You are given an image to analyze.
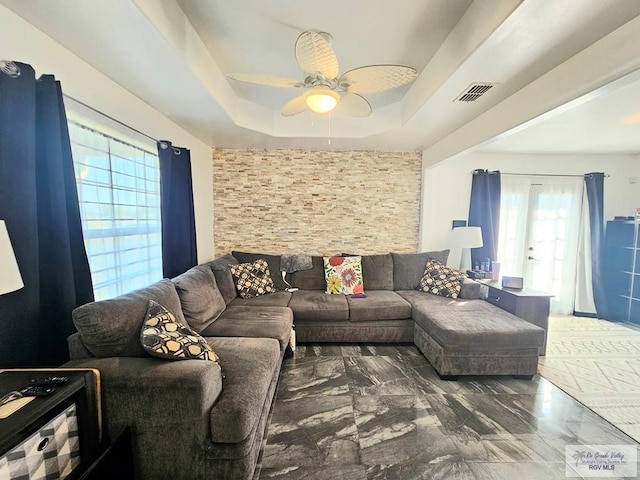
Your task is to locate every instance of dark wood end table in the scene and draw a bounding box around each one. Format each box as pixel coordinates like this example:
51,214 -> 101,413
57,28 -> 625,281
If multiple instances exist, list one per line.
480,281 -> 553,355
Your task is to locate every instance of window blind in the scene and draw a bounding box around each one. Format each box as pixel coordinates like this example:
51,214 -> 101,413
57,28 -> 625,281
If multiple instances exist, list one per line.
69,121 -> 162,300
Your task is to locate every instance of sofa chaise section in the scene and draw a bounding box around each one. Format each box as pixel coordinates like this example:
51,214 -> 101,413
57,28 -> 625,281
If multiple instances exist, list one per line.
398,290 -> 544,378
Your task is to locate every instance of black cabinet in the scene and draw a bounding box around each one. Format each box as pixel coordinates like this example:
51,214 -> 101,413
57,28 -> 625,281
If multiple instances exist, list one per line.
0,370 -> 101,479
482,281 -> 552,355
604,220 -> 640,324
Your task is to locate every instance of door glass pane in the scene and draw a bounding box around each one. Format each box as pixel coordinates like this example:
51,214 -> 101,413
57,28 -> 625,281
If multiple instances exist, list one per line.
497,176 -> 583,315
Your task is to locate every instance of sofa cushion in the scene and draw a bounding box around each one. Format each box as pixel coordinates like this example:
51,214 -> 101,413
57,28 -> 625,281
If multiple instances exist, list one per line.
72,279 -> 186,358
342,253 -> 394,290
207,337 -> 281,444
398,290 -> 544,351
418,260 -> 466,299
230,259 -> 277,298
205,254 -> 238,305
229,290 -> 292,307
288,290 -> 350,322
391,250 -> 450,290
324,256 -> 364,295
201,305 -> 293,351
232,251 -> 289,290
362,254 -> 394,290
347,290 -> 412,322
173,265 -> 226,332
287,255 -> 325,290
141,300 -> 219,363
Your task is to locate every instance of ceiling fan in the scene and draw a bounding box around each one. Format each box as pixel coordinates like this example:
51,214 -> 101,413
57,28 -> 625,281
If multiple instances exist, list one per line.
227,31 -> 418,117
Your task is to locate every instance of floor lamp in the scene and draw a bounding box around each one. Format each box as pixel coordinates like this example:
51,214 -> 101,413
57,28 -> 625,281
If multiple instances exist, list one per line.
452,226 -> 483,271
0,220 -> 24,295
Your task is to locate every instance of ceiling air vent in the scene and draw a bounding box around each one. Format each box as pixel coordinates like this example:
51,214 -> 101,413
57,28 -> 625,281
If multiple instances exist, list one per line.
455,83 -> 495,102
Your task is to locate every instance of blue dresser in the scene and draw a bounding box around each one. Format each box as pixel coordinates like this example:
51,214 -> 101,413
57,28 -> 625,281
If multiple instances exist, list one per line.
604,220 -> 640,324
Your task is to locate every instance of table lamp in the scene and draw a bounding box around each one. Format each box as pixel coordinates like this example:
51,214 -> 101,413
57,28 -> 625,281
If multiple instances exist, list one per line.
452,226 -> 483,270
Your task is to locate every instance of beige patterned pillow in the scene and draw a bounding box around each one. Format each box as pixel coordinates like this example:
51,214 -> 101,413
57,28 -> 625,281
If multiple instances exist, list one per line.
418,260 -> 466,299
229,258 -> 277,298
140,300 -> 219,363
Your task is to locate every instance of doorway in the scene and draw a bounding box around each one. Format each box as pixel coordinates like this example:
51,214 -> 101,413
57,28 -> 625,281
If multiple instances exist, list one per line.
497,175 -> 583,314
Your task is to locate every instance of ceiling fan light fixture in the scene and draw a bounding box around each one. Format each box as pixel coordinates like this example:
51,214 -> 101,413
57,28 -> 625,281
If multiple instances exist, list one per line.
303,89 -> 340,113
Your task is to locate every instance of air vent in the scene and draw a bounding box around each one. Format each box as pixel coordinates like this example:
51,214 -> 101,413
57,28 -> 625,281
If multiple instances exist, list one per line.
455,83 -> 495,102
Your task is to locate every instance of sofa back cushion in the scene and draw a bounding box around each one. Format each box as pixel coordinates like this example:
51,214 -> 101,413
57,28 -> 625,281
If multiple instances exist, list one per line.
342,253 -> 394,290
287,255 -> 326,290
72,279 -> 186,358
391,250 -> 450,291
173,265 -> 226,332
232,251 -> 289,290
205,254 -> 238,305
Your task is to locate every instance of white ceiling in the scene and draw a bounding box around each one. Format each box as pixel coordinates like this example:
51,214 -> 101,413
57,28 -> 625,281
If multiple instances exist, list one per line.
3,0 -> 640,156
176,0 -> 472,111
478,70 -> 640,155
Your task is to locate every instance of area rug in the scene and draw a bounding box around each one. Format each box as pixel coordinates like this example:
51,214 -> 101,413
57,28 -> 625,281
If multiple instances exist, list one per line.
538,315 -> 640,442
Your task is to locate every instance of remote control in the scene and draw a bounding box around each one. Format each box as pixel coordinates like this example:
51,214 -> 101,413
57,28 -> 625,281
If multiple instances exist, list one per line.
29,376 -> 69,386
20,386 -> 56,397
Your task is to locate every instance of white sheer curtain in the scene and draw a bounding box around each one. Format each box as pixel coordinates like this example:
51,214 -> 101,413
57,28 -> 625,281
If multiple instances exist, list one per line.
497,176 -> 583,315
574,190 -> 597,315
497,177 -> 530,277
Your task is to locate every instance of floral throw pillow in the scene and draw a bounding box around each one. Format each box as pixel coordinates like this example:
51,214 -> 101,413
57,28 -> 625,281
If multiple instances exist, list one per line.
229,258 -> 277,298
324,256 -> 364,295
418,260 -> 466,299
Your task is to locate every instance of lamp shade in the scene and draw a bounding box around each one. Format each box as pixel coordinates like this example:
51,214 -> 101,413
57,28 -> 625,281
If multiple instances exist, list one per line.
0,220 -> 23,295
303,88 -> 340,113
452,226 -> 483,249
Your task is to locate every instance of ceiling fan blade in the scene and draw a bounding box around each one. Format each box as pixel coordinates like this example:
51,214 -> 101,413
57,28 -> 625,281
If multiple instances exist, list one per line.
281,96 -> 309,116
227,73 -> 303,88
339,65 -> 418,94
295,31 -> 339,79
335,93 -> 371,117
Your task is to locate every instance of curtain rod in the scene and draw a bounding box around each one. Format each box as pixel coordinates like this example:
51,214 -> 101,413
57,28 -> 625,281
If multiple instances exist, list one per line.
501,172 -> 610,178
2,60 -> 161,146
63,94 -> 159,144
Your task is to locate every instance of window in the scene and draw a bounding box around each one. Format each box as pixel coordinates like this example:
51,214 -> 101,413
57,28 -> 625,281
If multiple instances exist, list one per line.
69,121 -> 162,300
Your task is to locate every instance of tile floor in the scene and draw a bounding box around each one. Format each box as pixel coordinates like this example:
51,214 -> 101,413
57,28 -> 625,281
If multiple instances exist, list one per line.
255,344 -> 640,479
539,316 -> 640,442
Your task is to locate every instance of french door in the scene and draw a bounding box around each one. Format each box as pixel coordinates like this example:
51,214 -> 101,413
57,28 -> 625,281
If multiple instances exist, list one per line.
497,176 -> 583,314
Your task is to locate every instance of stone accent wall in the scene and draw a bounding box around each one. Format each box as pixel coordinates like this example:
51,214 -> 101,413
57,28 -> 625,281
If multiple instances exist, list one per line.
213,149 -> 422,256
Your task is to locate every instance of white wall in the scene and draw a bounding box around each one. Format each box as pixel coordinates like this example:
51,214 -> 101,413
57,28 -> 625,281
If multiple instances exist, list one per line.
420,151 -> 640,256
0,4 -> 215,261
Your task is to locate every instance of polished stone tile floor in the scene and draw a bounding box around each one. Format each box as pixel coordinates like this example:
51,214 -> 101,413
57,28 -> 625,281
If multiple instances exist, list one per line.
539,316 -> 640,442
255,344 -> 640,480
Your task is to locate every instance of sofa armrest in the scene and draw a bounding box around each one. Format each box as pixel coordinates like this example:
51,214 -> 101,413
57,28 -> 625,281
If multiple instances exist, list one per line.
459,278 -> 481,299
63,357 -> 223,445
67,332 -> 94,360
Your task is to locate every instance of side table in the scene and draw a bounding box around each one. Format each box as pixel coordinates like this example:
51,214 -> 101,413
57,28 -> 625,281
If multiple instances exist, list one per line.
480,281 -> 553,355
0,369 -> 101,479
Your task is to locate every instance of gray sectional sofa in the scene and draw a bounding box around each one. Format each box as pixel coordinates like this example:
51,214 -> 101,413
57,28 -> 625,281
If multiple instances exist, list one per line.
63,249 -> 545,480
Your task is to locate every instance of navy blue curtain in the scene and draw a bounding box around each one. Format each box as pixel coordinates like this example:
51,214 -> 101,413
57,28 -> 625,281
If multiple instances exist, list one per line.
0,61 -> 94,367
584,172 -> 606,317
158,141 -> 197,278
468,169 -> 501,269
